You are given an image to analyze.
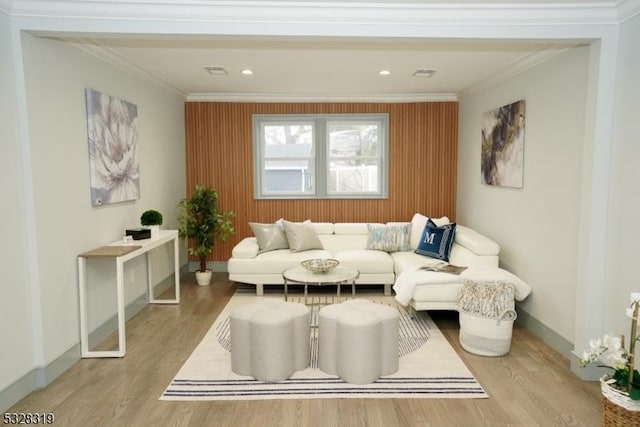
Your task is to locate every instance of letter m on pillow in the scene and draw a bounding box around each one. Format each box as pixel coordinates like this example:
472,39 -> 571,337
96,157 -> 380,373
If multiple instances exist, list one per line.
423,232 -> 436,245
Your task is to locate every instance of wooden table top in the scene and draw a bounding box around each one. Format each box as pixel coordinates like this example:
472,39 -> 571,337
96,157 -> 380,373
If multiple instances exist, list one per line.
78,245 -> 142,258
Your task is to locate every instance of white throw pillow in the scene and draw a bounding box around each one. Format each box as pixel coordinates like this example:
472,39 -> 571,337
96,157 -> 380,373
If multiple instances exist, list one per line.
282,220 -> 324,252
249,222 -> 289,253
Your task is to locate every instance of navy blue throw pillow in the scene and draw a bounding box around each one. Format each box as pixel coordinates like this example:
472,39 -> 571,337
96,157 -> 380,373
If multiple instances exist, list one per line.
415,219 -> 457,262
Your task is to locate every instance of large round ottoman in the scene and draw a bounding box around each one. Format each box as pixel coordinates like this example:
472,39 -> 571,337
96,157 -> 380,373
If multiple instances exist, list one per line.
230,299 -> 310,382
318,299 -> 399,384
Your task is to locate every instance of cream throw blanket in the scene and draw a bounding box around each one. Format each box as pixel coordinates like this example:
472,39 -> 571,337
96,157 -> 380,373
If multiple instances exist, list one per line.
393,265 -> 532,306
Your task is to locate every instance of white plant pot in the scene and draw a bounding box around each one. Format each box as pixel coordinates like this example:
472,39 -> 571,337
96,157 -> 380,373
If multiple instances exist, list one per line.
147,225 -> 160,238
195,270 -> 213,286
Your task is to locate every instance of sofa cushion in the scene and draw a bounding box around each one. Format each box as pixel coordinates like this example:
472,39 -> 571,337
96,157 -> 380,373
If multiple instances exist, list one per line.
232,249 -> 333,274
320,235 -> 368,253
334,223 -> 372,235
283,220 -> 324,252
366,223 -> 411,252
455,225 -> 500,256
312,222 -> 335,235
415,219 -> 457,262
334,249 -> 394,274
390,251 -> 445,275
249,222 -> 289,253
410,213 -> 450,249
231,237 -> 260,259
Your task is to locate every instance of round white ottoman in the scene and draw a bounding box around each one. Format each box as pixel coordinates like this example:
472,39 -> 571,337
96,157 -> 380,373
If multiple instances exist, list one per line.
318,299 -> 400,383
230,299 -> 282,376
250,309 -> 294,382
278,302 -> 311,371
318,303 -> 351,375
337,309 -> 382,384
355,302 -> 399,375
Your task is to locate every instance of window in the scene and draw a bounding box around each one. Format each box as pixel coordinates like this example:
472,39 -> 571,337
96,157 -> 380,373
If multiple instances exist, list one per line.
253,114 -> 388,199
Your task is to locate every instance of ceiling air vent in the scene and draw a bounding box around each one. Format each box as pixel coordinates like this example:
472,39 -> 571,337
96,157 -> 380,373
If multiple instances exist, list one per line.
412,69 -> 436,78
204,66 -> 228,76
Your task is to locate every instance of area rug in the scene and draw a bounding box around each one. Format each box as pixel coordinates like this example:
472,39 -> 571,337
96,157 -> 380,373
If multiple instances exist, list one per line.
160,293 -> 488,400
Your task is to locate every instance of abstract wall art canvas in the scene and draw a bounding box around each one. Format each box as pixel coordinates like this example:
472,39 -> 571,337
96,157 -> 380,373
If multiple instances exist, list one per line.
481,100 -> 525,188
85,88 -> 139,206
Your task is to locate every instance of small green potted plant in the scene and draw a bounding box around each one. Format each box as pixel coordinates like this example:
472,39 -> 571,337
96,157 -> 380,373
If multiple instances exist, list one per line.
177,185 -> 235,286
140,209 -> 163,237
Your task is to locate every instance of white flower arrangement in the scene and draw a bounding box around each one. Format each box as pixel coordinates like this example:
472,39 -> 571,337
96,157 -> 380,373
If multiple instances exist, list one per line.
579,293 -> 640,400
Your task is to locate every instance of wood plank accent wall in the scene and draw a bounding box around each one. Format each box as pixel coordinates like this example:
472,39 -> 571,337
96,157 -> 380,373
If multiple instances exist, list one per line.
185,102 -> 458,261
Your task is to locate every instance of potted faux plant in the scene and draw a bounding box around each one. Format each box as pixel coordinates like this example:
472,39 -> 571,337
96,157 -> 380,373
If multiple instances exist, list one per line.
177,185 -> 235,286
140,209 -> 163,237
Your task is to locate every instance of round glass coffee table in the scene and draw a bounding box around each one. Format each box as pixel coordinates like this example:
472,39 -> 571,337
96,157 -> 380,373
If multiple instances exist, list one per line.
283,265 -> 360,305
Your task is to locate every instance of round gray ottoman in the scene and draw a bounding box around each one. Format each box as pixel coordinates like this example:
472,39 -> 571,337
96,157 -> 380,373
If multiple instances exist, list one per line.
230,299 -> 311,382
230,299 -> 282,376
337,309 -> 382,384
250,309 -> 294,382
318,303 -> 351,375
318,299 -> 400,384
279,302 -> 311,371
352,302 -> 399,375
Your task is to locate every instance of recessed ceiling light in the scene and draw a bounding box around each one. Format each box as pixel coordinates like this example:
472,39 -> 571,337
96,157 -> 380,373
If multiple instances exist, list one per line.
241,69 -> 254,75
379,70 -> 391,76
412,69 -> 436,78
203,66 -> 228,76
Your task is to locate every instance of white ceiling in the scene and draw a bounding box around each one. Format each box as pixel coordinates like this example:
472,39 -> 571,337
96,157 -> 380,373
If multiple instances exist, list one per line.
9,0 -> 635,101
66,36 -> 579,101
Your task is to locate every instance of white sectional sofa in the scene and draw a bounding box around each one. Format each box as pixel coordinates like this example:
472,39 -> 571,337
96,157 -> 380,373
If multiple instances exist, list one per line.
228,214 -> 502,311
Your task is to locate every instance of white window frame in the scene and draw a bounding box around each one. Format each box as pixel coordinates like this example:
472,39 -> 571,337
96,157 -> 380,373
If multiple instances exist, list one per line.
253,113 -> 388,199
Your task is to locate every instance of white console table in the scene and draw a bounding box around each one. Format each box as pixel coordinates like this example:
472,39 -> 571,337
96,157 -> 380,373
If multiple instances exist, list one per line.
77,229 -> 180,358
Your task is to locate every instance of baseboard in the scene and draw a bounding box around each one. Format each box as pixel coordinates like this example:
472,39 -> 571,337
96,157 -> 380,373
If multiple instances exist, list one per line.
515,307 -> 574,359
569,350 -> 610,380
502,307 -> 606,382
0,273 -> 183,412
0,370 -> 38,413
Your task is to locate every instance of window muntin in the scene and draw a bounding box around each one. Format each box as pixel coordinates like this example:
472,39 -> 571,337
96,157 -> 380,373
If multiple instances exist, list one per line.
254,114 -> 387,199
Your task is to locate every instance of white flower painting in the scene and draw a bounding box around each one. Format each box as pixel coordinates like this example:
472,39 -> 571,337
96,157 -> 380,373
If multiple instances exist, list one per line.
481,100 -> 525,188
85,89 -> 139,206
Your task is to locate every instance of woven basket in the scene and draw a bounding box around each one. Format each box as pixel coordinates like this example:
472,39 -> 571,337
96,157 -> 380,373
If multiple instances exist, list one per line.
601,378 -> 640,427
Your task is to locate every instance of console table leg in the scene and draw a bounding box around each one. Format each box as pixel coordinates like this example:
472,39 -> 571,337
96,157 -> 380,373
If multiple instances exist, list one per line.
173,236 -> 180,303
78,257 -> 89,357
116,259 -> 126,357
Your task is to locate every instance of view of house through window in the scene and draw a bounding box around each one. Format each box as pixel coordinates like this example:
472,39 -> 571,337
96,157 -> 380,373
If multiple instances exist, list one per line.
254,114 -> 388,199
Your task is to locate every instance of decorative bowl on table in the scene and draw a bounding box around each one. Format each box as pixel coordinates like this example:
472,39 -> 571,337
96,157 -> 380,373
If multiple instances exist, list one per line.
301,258 -> 340,274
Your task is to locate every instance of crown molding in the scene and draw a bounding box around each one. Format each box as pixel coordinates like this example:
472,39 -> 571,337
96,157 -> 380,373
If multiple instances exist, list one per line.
5,1 -> 629,27
186,92 -> 458,103
66,38 -> 187,99
459,44 -> 574,98
618,0 -> 640,22
0,0 -> 12,14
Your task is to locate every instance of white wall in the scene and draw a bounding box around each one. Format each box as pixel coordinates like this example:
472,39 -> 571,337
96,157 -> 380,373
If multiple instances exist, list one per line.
20,32 -> 186,363
457,46 -> 590,342
0,11 -> 38,401
0,30 -> 186,408
606,15 -> 640,341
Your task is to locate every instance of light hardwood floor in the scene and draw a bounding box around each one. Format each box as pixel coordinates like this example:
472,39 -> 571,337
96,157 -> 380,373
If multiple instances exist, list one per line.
9,274 -> 602,426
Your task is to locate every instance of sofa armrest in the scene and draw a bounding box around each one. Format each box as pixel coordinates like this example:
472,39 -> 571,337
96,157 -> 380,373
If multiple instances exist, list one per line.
231,237 -> 259,259
455,225 -> 500,256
